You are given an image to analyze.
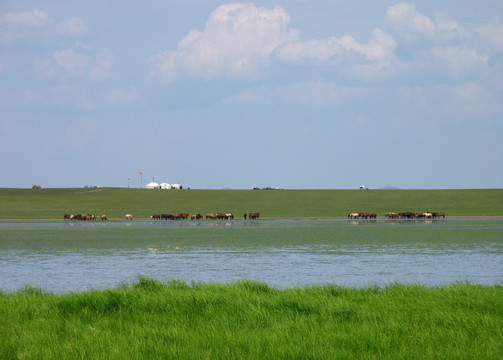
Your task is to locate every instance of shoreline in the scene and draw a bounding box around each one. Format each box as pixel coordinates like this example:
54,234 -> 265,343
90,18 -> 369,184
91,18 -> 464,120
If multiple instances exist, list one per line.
1,215 -> 502,222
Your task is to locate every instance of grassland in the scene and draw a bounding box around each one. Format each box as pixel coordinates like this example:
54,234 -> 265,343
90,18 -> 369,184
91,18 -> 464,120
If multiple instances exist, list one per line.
1,278 -> 502,359
0,187 -> 502,219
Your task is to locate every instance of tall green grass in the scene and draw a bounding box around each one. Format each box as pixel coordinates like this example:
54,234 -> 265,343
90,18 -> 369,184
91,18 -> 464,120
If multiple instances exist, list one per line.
1,279 -> 502,359
0,188 -> 502,219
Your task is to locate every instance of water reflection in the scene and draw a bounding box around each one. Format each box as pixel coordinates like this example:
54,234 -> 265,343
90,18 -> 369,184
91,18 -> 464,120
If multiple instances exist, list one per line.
0,218 -> 502,292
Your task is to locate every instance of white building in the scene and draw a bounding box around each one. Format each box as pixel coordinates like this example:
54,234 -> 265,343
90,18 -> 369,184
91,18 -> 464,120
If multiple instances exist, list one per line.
145,182 -> 160,189
160,183 -> 171,189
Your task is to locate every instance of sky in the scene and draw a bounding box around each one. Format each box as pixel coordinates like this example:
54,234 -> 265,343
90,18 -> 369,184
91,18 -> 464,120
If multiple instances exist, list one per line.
1,1 -> 502,189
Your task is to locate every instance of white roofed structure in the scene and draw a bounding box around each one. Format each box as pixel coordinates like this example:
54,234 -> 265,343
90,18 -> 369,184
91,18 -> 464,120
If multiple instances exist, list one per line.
145,182 -> 160,189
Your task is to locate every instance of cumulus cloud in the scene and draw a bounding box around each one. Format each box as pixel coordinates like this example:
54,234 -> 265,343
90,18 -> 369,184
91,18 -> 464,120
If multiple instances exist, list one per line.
151,3 -> 398,82
274,28 -> 396,66
149,2 -> 500,86
386,2 -> 464,43
0,8 -> 85,44
150,3 -> 296,81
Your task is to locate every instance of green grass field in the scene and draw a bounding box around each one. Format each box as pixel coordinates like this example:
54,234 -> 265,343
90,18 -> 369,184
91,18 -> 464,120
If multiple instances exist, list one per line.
0,187 -> 502,219
1,279 -> 502,359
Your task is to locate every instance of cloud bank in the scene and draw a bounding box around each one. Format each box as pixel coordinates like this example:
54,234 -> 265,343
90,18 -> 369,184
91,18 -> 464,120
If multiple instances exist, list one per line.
150,2 -> 499,85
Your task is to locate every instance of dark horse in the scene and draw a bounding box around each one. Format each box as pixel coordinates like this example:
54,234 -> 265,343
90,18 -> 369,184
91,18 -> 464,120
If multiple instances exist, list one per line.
249,212 -> 260,220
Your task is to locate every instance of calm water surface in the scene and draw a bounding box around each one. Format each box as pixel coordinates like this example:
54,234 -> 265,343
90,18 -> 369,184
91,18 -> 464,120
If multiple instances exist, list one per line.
1,218 -> 502,292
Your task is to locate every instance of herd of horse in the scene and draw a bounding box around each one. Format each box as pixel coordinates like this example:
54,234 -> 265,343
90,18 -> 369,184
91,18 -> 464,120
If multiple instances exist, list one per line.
63,212 -> 260,221
151,212 -> 261,220
63,214 -> 108,221
64,211 -> 444,221
348,212 -> 445,219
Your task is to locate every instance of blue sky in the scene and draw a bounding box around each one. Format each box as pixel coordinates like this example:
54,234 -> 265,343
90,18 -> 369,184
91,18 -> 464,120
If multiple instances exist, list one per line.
1,1 -> 502,189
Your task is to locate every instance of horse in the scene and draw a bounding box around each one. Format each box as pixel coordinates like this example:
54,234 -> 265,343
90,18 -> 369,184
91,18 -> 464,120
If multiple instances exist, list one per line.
206,213 -> 217,219
191,214 -> 203,220
249,212 -> 260,220
63,214 -> 71,220
225,213 -> 234,220
358,212 -> 371,219
348,213 -> 359,219
174,213 -> 188,220
151,214 -> 161,220
386,212 -> 399,218
125,214 -> 133,221
433,212 -> 445,219
100,215 -> 108,221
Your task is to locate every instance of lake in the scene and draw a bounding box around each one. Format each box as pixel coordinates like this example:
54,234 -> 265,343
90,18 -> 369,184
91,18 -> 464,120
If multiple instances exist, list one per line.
1,218 -> 502,292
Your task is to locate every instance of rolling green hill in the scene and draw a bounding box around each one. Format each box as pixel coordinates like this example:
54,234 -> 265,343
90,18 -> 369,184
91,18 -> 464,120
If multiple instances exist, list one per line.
0,188 -> 501,219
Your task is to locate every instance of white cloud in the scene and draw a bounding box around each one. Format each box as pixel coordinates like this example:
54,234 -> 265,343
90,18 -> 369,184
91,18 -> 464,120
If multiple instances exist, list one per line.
57,16 -> 86,37
0,8 -> 49,28
39,42 -> 113,81
274,27 -> 397,80
0,8 -> 85,44
106,86 -> 139,105
430,46 -> 488,75
151,3 -> 397,82
478,21 -> 503,53
150,3 -> 296,81
149,2 -> 498,86
386,2 -> 463,42
54,48 -> 89,73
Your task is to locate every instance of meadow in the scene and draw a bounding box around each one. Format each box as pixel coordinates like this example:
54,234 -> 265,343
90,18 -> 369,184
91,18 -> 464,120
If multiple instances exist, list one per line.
1,278 -> 502,359
0,187 -> 502,219
2,187 -> 502,359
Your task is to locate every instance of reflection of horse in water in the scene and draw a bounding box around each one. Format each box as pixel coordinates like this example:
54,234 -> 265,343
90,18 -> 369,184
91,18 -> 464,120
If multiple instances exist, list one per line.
349,219 -> 377,225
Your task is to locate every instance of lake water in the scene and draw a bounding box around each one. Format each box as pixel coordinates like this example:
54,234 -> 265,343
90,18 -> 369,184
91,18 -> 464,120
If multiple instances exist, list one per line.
1,218 -> 502,292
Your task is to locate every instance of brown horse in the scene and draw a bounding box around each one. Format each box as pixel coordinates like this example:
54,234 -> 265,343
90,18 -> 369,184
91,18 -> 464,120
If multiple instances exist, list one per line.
174,213 -> 189,220
249,212 -> 260,220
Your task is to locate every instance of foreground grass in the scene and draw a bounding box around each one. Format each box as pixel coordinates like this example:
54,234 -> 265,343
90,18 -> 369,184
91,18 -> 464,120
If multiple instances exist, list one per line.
1,187 -> 502,219
1,279 -> 502,359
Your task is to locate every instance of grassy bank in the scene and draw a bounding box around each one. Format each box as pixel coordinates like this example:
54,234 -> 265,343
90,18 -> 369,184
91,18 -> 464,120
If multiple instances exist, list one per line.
1,279 -> 502,359
0,188 -> 502,219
